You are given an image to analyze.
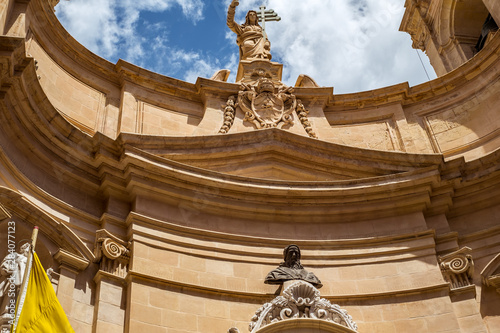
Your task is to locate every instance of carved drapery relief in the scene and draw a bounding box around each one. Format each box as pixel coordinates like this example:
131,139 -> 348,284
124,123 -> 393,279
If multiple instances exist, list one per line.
239,78 -> 296,129
439,247 -> 474,291
94,231 -> 130,278
249,280 -> 357,332
481,253 -> 500,294
218,96 -> 237,134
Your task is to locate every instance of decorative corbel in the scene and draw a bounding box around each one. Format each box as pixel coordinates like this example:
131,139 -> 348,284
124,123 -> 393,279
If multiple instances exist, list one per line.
438,247 -> 474,292
94,230 -> 130,279
481,253 -> 500,294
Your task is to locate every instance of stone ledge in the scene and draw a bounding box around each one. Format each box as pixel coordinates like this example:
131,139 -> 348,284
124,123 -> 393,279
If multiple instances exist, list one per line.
126,269 -> 451,302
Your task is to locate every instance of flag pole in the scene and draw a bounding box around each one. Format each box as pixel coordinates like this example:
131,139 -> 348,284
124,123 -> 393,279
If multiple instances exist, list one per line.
19,226 -> 38,295
11,226 -> 38,333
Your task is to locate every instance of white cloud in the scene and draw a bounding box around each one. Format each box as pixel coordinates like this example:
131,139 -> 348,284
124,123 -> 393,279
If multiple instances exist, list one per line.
56,0 -> 203,64
258,0 -> 436,92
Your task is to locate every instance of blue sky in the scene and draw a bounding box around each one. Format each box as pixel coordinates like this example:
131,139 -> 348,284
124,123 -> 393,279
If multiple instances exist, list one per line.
55,0 -> 437,94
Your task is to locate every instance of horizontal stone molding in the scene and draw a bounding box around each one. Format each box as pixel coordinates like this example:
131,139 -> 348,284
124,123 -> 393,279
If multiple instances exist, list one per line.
254,318 -> 357,333
128,213 -> 437,261
127,270 -> 450,302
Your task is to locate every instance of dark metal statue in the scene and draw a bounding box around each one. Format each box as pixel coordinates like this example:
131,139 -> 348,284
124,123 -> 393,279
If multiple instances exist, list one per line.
264,244 -> 322,288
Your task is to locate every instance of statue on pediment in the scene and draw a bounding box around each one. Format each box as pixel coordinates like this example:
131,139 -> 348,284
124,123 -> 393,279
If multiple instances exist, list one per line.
265,244 -> 322,288
227,0 -> 272,61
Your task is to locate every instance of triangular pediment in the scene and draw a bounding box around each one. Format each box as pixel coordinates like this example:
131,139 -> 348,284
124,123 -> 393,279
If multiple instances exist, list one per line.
119,129 -> 443,181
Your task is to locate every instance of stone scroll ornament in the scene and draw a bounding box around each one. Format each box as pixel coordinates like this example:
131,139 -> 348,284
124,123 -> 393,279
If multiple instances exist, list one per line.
249,281 -> 358,332
239,78 -> 296,129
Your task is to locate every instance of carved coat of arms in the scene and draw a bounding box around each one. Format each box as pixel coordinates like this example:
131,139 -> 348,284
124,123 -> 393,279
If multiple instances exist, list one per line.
239,78 -> 296,129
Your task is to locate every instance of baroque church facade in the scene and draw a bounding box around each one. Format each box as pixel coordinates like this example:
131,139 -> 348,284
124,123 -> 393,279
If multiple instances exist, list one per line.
1,0 -> 500,332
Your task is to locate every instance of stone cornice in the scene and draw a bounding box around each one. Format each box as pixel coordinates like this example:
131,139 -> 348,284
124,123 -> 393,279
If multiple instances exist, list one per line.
126,269 -> 450,303
127,212 -> 437,260
0,187 -> 95,261
53,249 -> 90,272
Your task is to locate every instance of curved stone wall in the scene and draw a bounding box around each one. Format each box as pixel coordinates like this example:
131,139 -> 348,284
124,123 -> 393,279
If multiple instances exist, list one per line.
0,0 -> 499,332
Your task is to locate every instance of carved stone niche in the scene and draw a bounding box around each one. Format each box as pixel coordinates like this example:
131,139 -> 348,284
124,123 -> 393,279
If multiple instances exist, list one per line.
249,280 -> 357,333
438,247 -> 474,292
94,230 -> 130,278
481,253 -> 500,294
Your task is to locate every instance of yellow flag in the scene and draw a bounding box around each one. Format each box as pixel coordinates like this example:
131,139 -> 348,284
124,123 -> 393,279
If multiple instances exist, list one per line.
14,252 -> 74,333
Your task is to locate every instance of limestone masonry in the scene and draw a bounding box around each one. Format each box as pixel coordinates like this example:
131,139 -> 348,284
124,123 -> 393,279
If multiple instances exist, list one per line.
1,0 -> 500,332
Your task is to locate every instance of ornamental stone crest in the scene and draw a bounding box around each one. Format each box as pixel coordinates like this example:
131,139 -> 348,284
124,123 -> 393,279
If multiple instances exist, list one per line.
249,280 -> 358,332
239,78 -> 296,129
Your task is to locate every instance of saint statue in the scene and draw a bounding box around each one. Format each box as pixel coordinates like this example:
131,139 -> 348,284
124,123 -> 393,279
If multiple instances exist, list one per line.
265,244 -> 322,288
0,243 -> 30,326
227,0 -> 272,61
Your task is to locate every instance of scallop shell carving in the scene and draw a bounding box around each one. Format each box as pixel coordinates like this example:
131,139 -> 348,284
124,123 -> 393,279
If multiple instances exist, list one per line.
283,281 -> 320,306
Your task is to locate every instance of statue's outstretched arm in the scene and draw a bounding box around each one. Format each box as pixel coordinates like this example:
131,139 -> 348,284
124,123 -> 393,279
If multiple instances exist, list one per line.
227,0 -> 242,35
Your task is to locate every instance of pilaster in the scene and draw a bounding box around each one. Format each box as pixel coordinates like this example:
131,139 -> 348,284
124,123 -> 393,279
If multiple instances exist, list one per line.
92,230 -> 130,333
53,249 -> 90,318
438,247 -> 487,333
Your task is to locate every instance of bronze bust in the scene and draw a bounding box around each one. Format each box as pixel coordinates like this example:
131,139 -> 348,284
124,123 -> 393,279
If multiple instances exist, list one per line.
264,244 -> 322,288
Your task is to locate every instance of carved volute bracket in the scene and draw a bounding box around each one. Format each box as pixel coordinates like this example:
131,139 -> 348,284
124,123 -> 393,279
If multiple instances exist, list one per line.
94,230 -> 130,279
438,247 -> 474,292
249,280 -> 357,333
480,253 -> 500,294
